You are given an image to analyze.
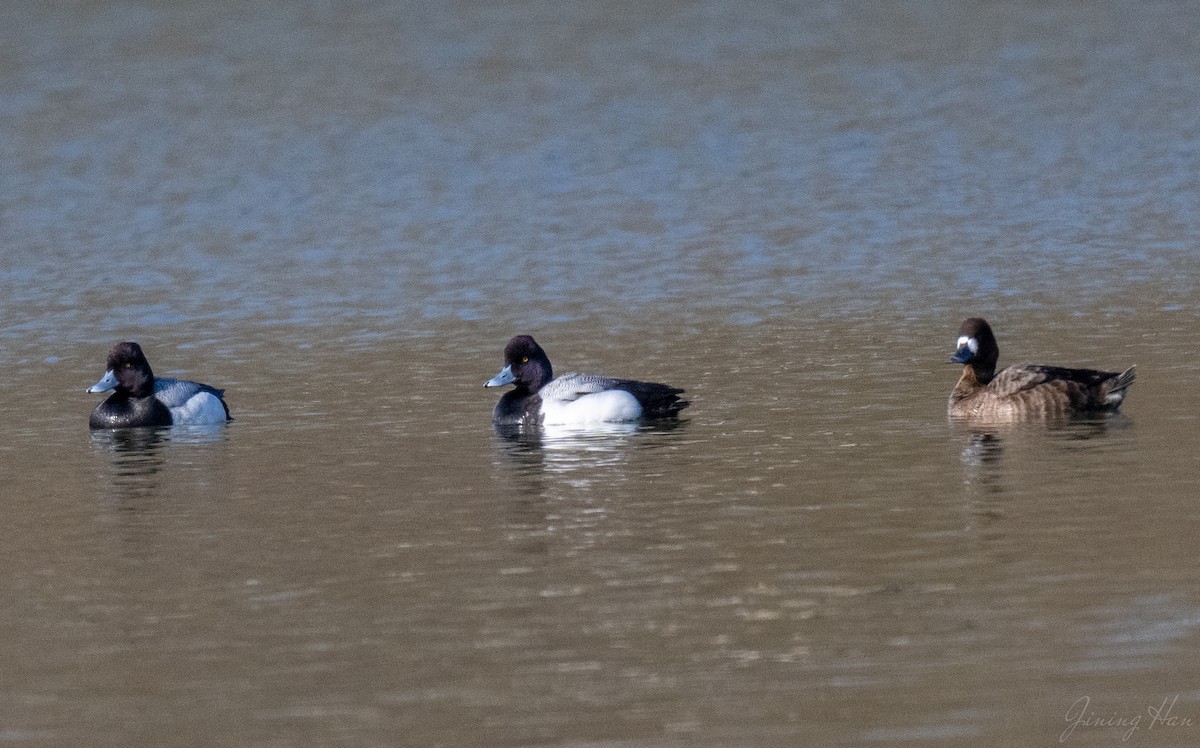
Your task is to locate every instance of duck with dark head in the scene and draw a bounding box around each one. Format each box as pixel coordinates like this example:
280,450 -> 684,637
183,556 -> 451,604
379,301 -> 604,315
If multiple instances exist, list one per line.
87,342 -> 232,429
484,335 -> 688,429
947,317 -> 1135,421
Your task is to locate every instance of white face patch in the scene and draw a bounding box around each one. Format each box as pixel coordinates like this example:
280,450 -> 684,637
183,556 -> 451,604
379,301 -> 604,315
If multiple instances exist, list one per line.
956,335 -> 979,353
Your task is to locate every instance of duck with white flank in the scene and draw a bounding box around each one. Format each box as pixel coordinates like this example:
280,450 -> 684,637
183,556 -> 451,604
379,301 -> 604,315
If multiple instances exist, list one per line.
485,335 -> 688,428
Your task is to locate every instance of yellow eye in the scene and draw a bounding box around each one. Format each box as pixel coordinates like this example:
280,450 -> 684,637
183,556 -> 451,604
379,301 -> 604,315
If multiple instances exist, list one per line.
521,356 -> 529,363
124,362 -> 132,368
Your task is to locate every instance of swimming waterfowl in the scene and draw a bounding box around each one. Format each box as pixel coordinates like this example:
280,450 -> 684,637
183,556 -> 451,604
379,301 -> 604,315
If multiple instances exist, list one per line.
948,318 -> 1135,420
87,342 -> 232,428
484,335 -> 688,427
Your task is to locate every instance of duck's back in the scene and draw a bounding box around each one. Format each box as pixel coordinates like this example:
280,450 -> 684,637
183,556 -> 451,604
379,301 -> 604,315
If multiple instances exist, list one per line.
542,373 -> 688,419
952,364 -> 1135,419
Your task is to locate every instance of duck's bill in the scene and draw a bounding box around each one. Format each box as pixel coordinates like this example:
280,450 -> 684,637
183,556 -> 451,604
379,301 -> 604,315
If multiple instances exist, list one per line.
87,369 -> 118,393
484,365 -> 516,388
949,347 -> 974,364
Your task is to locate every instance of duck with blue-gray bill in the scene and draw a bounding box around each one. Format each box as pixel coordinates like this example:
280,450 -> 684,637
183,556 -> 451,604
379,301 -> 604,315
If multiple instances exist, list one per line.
484,335 -> 688,428
948,317 -> 1135,421
87,342 -> 232,429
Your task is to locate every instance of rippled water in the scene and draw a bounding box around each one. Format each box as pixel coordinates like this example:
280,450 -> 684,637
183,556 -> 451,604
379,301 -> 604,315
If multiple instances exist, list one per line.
4,1 -> 1200,746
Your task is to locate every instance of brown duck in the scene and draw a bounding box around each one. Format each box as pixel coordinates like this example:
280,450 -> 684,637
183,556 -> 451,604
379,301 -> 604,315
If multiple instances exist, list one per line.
948,317 -> 1135,420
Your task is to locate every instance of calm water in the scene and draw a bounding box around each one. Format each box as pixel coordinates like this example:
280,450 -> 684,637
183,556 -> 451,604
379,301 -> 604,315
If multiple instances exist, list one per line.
4,1 -> 1200,746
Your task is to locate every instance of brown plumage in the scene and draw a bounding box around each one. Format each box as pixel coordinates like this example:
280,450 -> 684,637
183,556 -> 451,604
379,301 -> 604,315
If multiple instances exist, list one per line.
947,318 -> 1136,421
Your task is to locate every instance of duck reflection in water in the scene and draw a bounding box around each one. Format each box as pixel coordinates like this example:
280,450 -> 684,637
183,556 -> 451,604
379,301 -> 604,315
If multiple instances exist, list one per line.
89,426 -> 168,502
492,416 -> 689,473
953,414 -> 1129,500
89,424 -> 229,504
492,421 -> 644,474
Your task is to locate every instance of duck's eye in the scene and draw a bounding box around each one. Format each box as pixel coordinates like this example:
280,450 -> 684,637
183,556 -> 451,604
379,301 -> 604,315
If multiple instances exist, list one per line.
124,362 -> 132,368
521,356 -> 529,363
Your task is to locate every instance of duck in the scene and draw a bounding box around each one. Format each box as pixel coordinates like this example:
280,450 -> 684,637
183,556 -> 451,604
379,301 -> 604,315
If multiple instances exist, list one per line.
948,317 -> 1135,420
484,335 -> 688,427
87,342 -> 232,429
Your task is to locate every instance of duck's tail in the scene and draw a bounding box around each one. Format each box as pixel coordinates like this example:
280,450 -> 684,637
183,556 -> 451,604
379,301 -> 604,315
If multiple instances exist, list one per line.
1103,365 -> 1136,407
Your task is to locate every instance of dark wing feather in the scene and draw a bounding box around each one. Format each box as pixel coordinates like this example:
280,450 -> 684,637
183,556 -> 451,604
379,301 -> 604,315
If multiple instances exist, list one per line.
988,365 -> 1109,395
989,365 -> 1121,412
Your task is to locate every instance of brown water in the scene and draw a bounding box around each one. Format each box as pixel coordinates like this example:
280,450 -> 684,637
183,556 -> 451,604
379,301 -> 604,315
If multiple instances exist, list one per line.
4,1 -> 1200,746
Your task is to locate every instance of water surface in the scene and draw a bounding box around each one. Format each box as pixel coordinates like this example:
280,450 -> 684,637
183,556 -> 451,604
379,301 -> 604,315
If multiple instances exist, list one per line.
3,1 -> 1200,746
